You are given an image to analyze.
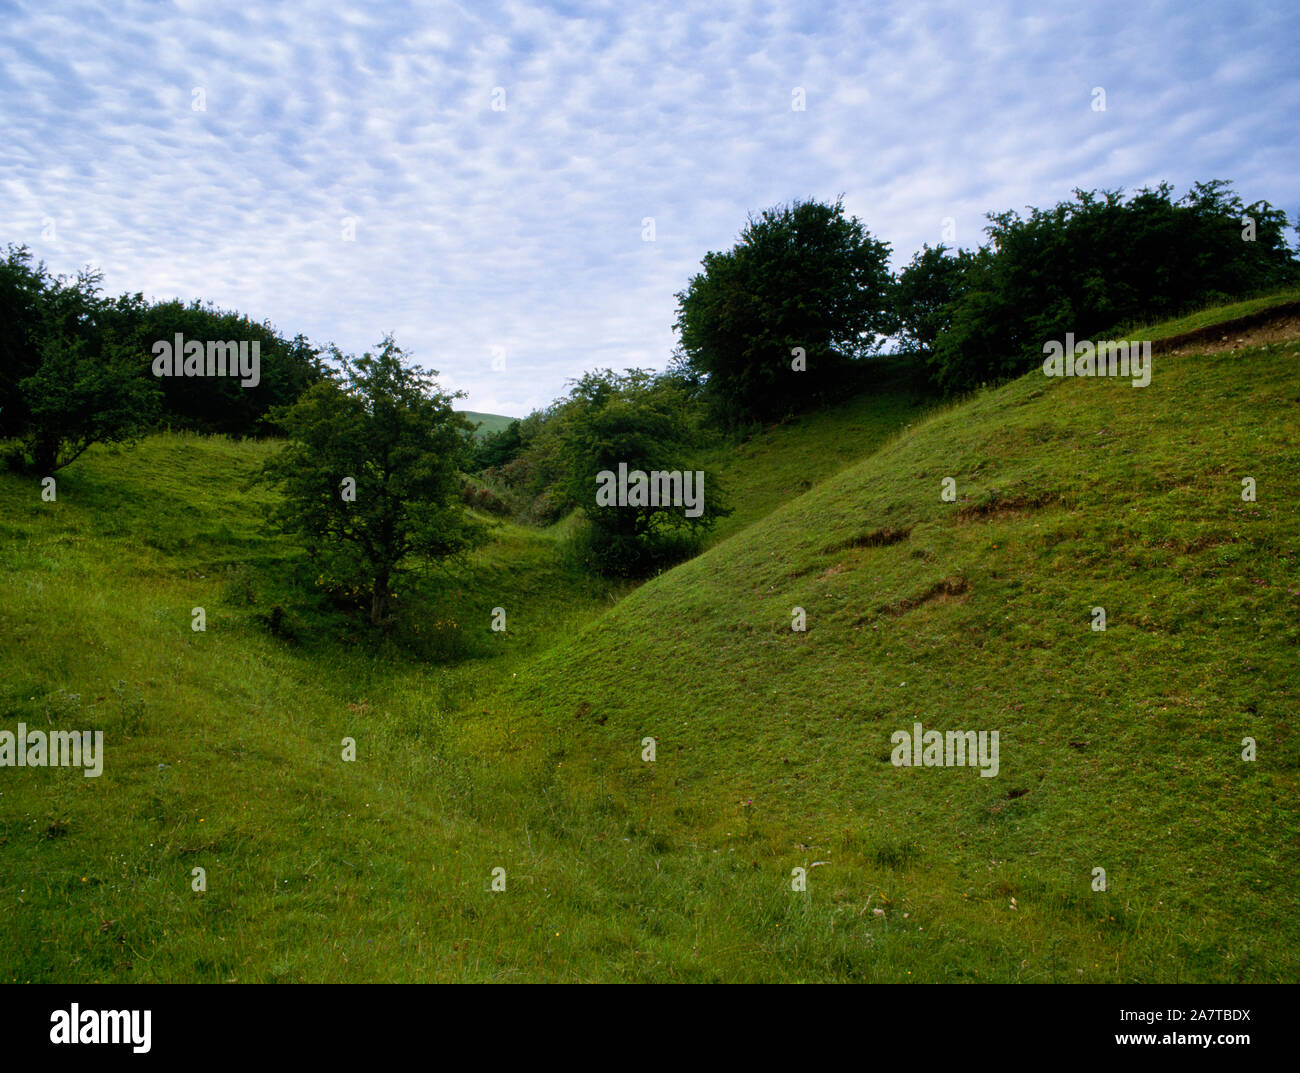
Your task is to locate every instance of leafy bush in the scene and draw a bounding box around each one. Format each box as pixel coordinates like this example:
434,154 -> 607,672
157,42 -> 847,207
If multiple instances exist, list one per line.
6,251 -> 160,472
565,521 -> 704,579
893,244 -> 985,355
0,244 -> 329,466
469,419 -> 524,471
459,477 -> 512,517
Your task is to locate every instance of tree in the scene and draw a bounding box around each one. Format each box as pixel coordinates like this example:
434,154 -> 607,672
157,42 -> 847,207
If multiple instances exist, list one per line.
17,266 -> 159,473
132,298 -> 326,436
674,198 -> 894,425
0,245 -> 51,442
261,336 -> 485,626
552,369 -> 728,576
469,418 -> 524,472
893,244 -> 984,355
1,246 -> 327,457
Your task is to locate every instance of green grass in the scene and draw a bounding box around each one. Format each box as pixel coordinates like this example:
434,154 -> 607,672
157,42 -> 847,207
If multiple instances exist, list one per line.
1,306 -> 1297,981
464,329 -> 1300,981
458,411 -> 517,437
701,356 -> 938,542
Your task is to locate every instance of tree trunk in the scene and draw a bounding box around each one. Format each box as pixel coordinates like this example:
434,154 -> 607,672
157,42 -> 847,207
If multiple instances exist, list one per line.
370,571 -> 392,626
32,436 -> 58,475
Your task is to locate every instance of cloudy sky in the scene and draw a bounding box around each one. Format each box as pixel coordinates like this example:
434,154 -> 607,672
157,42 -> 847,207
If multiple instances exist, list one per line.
3,0 -> 1297,417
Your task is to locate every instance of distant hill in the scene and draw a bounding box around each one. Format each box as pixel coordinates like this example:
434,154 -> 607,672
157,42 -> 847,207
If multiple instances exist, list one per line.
457,410 -> 517,436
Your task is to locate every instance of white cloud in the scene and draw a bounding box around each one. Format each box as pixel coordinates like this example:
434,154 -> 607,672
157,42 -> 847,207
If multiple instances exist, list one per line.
1,0 -> 1296,416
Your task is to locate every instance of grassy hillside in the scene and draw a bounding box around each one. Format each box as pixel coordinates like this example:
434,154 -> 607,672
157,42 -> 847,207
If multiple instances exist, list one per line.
458,411 -> 517,436
467,313 -> 1300,981
0,436 -> 621,982
1,301 -> 1296,982
1112,285 -> 1300,343
701,355 -> 936,542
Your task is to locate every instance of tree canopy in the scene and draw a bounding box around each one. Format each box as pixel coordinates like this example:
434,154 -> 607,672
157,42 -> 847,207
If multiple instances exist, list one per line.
928,181 -> 1300,392
674,198 -> 894,425
261,336 -> 485,626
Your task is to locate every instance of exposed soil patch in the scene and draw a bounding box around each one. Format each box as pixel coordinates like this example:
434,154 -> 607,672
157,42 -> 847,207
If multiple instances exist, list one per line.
827,526 -> 911,553
957,491 -> 1057,521
875,576 -> 970,618
785,526 -> 912,580
988,786 -> 1031,816
1153,301 -> 1300,356
573,701 -> 607,725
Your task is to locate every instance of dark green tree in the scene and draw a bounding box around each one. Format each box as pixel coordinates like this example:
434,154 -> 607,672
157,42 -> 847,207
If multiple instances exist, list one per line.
674,198 -> 894,425
553,369 -> 727,576
0,245 -> 51,442
261,336 -> 485,626
132,298 -> 326,435
17,266 -> 159,473
892,244 -> 985,355
929,181 -> 1300,392
469,418 -> 524,472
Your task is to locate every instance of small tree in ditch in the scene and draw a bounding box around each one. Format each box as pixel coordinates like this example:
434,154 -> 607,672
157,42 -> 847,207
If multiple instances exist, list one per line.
261,335 -> 484,626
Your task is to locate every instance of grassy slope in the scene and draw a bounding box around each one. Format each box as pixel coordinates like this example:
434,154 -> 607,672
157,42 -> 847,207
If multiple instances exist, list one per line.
1,300 -> 1296,981
701,356 -> 936,543
0,436 -> 620,982
1112,286 -> 1300,342
458,411 -> 517,436
468,327 -> 1300,981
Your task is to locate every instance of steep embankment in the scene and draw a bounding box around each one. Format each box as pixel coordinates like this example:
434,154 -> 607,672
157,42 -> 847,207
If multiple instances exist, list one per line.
464,309 -> 1300,980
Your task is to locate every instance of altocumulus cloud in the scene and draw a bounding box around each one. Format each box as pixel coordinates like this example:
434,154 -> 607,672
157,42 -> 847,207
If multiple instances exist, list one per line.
2,0 -> 1297,415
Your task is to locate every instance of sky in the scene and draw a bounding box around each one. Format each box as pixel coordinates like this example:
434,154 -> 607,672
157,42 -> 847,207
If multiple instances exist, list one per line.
2,0 -> 1297,417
